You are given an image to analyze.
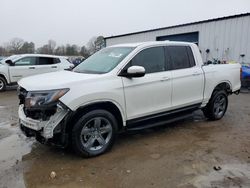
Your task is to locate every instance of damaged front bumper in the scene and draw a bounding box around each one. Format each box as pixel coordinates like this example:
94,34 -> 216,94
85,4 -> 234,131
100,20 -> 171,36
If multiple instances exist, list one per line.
19,103 -> 70,144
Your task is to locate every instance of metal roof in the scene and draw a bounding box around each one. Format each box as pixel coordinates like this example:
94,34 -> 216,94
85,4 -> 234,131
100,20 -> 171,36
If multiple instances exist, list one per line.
105,13 -> 250,39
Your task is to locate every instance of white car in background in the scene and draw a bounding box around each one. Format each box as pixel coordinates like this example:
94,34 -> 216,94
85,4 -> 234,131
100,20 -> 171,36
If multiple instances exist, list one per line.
0,54 -> 74,91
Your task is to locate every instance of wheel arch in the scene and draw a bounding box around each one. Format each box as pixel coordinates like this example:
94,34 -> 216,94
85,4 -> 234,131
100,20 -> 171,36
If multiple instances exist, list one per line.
213,81 -> 232,94
66,101 -> 125,133
0,73 -> 8,84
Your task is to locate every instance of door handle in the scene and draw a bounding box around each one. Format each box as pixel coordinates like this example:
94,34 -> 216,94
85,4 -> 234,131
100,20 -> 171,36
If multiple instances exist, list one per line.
29,67 -> 35,69
160,77 -> 170,81
51,66 -> 57,68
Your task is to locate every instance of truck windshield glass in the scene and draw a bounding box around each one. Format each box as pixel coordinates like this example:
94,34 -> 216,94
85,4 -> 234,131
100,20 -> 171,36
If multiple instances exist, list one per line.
73,47 -> 134,74
3,55 -> 22,64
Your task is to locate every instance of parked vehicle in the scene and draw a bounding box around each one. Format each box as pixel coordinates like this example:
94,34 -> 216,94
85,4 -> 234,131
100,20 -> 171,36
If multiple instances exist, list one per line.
241,64 -> 250,88
72,57 -> 85,67
0,56 -> 6,61
18,41 -> 241,157
0,54 -> 74,91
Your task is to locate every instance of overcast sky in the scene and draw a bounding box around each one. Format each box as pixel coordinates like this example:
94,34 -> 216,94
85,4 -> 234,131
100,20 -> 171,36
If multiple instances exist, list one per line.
1,0 -> 250,47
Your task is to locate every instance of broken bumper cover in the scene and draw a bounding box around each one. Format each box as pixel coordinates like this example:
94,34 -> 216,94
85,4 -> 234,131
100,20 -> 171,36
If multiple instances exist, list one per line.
18,104 -> 69,139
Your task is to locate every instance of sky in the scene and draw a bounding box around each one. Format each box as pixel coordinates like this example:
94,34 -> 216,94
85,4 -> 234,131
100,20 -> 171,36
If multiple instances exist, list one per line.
1,0 -> 250,47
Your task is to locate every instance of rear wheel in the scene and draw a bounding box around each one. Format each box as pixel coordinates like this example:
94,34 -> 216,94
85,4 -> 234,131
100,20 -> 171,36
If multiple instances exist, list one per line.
0,77 -> 6,92
202,90 -> 228,120
72,109 -> 118,157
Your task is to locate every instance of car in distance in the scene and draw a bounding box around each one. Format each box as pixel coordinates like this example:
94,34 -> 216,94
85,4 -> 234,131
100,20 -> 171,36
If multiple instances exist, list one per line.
241,63 -> 250,89
17,41 -> 241,157
0,56 -> 6,61
0,54 -> 74,91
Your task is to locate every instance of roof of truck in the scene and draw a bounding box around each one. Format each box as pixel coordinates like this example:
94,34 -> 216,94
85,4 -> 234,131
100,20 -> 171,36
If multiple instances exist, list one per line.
110,41 -> 194,48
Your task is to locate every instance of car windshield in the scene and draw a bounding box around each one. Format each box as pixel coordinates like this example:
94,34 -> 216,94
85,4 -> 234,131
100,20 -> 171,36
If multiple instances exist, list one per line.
2,55 -> 22,63
73,47 -> 135,74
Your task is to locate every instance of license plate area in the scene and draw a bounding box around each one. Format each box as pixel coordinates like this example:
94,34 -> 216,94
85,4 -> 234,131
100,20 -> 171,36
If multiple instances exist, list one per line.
20,118 -> 40,131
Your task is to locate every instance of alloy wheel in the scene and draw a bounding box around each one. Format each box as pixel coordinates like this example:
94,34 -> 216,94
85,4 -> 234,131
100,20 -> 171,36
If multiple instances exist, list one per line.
0,79 -> 4,90
213,94 -> 227,118
80,117 -> 113,152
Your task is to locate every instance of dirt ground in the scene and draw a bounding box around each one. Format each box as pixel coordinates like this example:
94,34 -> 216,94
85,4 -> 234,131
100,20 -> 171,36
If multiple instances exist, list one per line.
0,89 -> 250,188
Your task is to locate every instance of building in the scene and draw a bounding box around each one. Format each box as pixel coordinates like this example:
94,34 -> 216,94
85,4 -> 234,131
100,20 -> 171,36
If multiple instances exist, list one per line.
105,13 -> 250,63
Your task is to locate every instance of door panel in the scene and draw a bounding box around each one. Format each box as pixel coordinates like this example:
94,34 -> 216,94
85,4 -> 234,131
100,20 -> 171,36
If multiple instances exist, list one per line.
9,57 -> 38,82
167,46 -> 204,108
122,72 -> 172,120
36,57 -> 59,74
171,67 -> 204,108
121,46 -> 172,120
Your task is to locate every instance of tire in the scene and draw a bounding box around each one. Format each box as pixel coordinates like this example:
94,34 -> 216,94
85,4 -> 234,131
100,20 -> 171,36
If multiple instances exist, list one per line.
0,77 -> 6,92
202,90 -> 228,120
72,109 -> 118,157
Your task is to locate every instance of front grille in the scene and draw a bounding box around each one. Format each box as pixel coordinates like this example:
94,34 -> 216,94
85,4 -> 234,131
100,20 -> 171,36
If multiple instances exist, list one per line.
24,108 -> 57,120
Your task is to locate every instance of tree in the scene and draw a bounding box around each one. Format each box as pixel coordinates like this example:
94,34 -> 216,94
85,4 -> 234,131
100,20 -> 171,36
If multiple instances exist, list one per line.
0,46 -> 6,56
87,36 -> 97,55
87,36 -> 105,55
37,40 -> 56,54
95,36 -> 105,51
37,44 -> 49,54
48,40 -> 56,54
55,45 -> 66,56
20,42 -> 35,53
80,46 -> 89,58
8,38 -> 24,54
65,44 -> 79,56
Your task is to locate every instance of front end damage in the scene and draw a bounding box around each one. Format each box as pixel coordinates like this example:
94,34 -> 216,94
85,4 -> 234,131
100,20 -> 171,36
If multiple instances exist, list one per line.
18,87 -> 71,147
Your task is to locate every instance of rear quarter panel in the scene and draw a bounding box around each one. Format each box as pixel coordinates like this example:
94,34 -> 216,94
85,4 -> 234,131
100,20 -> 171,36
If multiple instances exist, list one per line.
202,63 -> 241,105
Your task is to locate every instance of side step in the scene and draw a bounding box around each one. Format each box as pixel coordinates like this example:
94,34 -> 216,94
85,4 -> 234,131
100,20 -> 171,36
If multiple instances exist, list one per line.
126,113 -> 193,131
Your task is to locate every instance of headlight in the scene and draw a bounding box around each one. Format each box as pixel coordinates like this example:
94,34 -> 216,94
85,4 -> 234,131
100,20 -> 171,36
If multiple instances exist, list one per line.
25,88 -> 69,108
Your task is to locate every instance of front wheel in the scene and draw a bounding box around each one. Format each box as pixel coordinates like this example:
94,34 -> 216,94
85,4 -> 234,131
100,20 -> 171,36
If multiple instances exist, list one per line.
202,90 -> 228,120
0,77 -> 6,92
72,109 -> 118,157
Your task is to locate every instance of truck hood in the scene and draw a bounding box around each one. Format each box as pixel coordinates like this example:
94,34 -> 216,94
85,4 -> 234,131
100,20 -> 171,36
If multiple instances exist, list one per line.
18,71 -> 101,91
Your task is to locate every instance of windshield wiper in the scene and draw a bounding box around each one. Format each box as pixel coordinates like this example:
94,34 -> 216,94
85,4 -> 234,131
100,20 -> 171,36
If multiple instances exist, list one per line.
73,70 -> 105,74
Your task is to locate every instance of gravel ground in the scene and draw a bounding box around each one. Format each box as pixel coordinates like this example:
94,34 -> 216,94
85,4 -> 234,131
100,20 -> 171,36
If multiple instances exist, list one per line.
0,89 -> 250,188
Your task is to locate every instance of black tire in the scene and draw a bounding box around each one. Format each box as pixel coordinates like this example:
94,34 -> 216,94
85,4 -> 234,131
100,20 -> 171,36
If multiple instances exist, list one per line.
0,77 -> 6,92
72,109 -> 118,157
202,90 -> 228,120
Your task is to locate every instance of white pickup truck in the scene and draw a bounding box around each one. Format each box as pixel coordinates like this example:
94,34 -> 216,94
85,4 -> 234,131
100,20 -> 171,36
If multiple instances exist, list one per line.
0,54 -> 73,91
18,41 -> 241,157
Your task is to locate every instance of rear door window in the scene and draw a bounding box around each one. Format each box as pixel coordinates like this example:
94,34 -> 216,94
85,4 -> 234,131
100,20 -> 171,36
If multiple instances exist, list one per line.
54,58 -> 61,64
167,46 -> 195,70
38,57 -> 55,65
186,47 -> 196,67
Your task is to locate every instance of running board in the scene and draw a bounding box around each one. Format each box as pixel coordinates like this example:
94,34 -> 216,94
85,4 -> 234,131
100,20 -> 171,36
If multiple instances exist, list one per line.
126,113 -> 193,131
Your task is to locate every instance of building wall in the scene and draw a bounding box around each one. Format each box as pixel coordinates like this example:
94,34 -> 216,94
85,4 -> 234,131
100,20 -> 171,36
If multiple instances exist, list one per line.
105,15 -> 250,63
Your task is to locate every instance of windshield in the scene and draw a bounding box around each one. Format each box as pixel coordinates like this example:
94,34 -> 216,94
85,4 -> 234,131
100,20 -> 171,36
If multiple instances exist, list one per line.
6,55 -> 22,61
73,47 -> 135,74
0,57 -> 5,64
1,55 -> 22,64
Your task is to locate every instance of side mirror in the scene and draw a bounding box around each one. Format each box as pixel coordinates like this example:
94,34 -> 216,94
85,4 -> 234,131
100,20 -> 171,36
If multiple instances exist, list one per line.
5,60 -> 14,66
121,66 -> 145,78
